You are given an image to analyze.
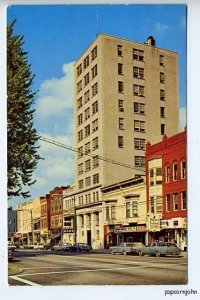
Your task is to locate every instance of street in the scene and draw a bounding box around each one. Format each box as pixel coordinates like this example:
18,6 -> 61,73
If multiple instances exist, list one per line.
8,250 -> 187,286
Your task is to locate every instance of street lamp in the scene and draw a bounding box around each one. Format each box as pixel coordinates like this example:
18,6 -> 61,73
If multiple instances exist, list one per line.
16,209 -> 33,246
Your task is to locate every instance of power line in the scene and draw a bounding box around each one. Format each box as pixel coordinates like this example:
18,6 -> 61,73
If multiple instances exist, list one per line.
39,136 -> 146,173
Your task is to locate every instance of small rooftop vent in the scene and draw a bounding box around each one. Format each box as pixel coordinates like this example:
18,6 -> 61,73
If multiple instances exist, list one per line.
146,36 -> 156,47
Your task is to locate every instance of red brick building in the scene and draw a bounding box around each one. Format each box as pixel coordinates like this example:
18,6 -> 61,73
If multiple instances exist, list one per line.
49,186 -> 67,245
146,129 -> 187,250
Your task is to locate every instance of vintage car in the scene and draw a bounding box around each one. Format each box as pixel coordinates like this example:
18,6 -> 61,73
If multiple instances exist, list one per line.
70,243 -> 92,253
138,242 -> 181,257
33,243 -> 45,250
109,242 -> 145,255
52,243 -> 72,251
8,248 -> 14,262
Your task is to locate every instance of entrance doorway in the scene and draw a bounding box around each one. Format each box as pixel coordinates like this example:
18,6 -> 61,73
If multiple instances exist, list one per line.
87,230 -> 91,246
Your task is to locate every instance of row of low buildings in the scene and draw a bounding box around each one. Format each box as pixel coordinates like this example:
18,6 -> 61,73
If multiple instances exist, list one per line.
8,130 -> 186,251
8,34 -> 187,251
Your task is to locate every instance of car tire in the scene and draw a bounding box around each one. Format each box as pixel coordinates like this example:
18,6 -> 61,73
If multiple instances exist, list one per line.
123,251 -> 127,256
155,251 -> 161,257
138,250 -> 143,256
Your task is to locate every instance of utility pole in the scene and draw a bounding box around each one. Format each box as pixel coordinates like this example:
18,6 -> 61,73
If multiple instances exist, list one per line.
73,196 -> 77,244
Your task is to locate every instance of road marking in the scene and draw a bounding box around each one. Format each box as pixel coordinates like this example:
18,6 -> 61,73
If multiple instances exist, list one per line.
16,262 -> 187,278
9,275 -> 41,286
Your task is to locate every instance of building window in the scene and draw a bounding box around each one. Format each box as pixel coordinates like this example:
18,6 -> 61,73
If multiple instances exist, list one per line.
156,168 -> 162,184
118,81 -> 124,93
134,138 -> 145,150
111,206 -> 116,219
77,80 -> 82,93
77,63 -> 82,77
106,206 -> 110,220
173,162 -> 178,181
93,173 -> 99,184
78,113 -> 83,126
78,130 -> 83,142
133,49 -> 144,61
64,217 -> 72,227
181,161 -> 186,179
161,124 -> 165,135
118,136 -> 124,148
181,191 -> 187,210
84,107 -> 90,121
78,146 -> 83,158
134,102 -> 145,114
78,163 -> 83,175
160,72 -> 165,84
133,84 -> 144,97
133,67 -> 144,79
132,201 -> 138,217
85,142 -> 90,154
83,55 -> 89,69
96,191 -> 99,201
85,159 -> 91,172
119,117 -> 124,130
91,46 -> 97,61
173,193 -> 178,211
160,107 -> 165,118
93,155 -> 99,168
150,197 -> 154,214
84,90 -> 90,104
165,165 -> 170,183
78,180 -> 84,189
135,156 -> 145,167
85,177 -> 91,187
77,97 -> 82,109
126,202 -> 131,218
92,101 -> 98,114
85,124 -> 90,138
91,64 -> 98,79
160,55 -> 164,66
118,99 -> 124,112
150,168 -> 154,186
84,73 -> 90,87
118,44 -> 123,56
118,63 -> 123,75
92,118 -> 98,132
160,89 -> 165,101
92,83 -> 98,97
156,198 -> 163,213
134,120 -> 145,132
92,137 -> 98,150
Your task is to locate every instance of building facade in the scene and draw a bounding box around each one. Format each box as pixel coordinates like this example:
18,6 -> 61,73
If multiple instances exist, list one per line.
16,200 -> 33,245
146,130 -> 187,250
73,34 -> 179,248
102,177 -> 147,248
8,207 -> 17,242
40,194 -> 50,244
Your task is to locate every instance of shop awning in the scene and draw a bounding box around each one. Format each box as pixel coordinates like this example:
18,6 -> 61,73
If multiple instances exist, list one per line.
49,233 -> 61,239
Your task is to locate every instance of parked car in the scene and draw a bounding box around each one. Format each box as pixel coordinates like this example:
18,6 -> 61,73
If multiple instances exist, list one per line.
8,248 -> 14,262
138,242 -> 181,257
8,242 -> 16,251
52,243 -> 72,251
109,242 -> 145,256
33,243 -> 45,250
70,243 -> 92,253
43,243 -> 52,250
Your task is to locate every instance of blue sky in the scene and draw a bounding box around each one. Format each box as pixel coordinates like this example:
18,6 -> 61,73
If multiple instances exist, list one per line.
7,4 -> 187,208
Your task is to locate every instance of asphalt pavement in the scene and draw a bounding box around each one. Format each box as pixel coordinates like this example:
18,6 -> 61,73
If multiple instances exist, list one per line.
8,249 -> 187,286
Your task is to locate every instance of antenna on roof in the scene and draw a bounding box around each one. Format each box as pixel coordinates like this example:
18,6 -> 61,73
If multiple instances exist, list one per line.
96,4 -> 99,36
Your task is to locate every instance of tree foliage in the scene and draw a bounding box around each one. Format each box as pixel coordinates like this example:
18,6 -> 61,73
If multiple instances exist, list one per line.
7,20 -> 41,199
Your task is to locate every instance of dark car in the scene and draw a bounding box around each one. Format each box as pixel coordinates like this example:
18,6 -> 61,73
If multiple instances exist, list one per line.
70,243 -> 92,253
8,248 -> 14,262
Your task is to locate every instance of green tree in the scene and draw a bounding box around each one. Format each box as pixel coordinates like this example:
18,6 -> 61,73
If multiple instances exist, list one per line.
7,20 -> 41,199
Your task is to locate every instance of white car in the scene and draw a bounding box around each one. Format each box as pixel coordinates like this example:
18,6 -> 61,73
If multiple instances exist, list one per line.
33,244 -> 44,250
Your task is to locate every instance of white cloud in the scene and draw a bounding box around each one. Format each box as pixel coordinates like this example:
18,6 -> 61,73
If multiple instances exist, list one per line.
179,106 -> 187,131
154,22 -> 170,34
36,61 -> 75,118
